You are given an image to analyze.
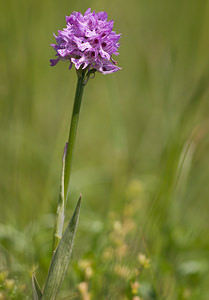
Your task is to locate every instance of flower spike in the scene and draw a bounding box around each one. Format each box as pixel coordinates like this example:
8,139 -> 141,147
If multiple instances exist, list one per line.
50,8 -> 121,75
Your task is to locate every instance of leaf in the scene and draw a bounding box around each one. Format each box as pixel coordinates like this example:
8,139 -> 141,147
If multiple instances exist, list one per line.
53,143 -> 67,252
41,196 -> 81,300
32,274 -> 43,300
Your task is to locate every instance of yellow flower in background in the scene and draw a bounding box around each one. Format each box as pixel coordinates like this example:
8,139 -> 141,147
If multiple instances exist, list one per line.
138,253 -> 151,269
131,281 -> 140,294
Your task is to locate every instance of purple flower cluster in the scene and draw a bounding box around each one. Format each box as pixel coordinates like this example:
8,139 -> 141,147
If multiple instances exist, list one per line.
50,8 -> 121,74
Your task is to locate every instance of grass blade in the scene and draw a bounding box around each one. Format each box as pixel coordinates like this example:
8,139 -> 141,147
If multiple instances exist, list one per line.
32,274 -> 42,300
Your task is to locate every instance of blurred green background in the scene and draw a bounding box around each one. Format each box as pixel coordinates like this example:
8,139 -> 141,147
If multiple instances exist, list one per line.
1,0 -> 209,299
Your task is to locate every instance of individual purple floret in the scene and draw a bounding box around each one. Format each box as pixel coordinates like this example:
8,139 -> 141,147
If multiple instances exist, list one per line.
50,8 -> 121,74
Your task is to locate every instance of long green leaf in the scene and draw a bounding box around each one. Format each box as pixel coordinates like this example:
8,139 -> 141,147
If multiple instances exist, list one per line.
32,274 -> 42,300
41,196 -> 81,300
53,143 -> 67,252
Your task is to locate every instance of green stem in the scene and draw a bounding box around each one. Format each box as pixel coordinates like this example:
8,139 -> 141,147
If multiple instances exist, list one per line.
64,71 -> 86,200
53,69 -> 86,252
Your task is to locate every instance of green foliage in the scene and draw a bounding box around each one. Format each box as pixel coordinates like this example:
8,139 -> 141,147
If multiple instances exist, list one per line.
32,274 -> 42,300
1,0 -> 209,299
42,197 -> 81,300
0,271 -> 29,299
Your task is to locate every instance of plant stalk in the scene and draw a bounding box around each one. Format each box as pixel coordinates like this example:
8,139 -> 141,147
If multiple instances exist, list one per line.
53,69 -> 86,252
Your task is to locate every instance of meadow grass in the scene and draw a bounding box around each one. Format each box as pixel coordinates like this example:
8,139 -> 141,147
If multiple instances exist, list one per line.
1,0 -> 209,299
